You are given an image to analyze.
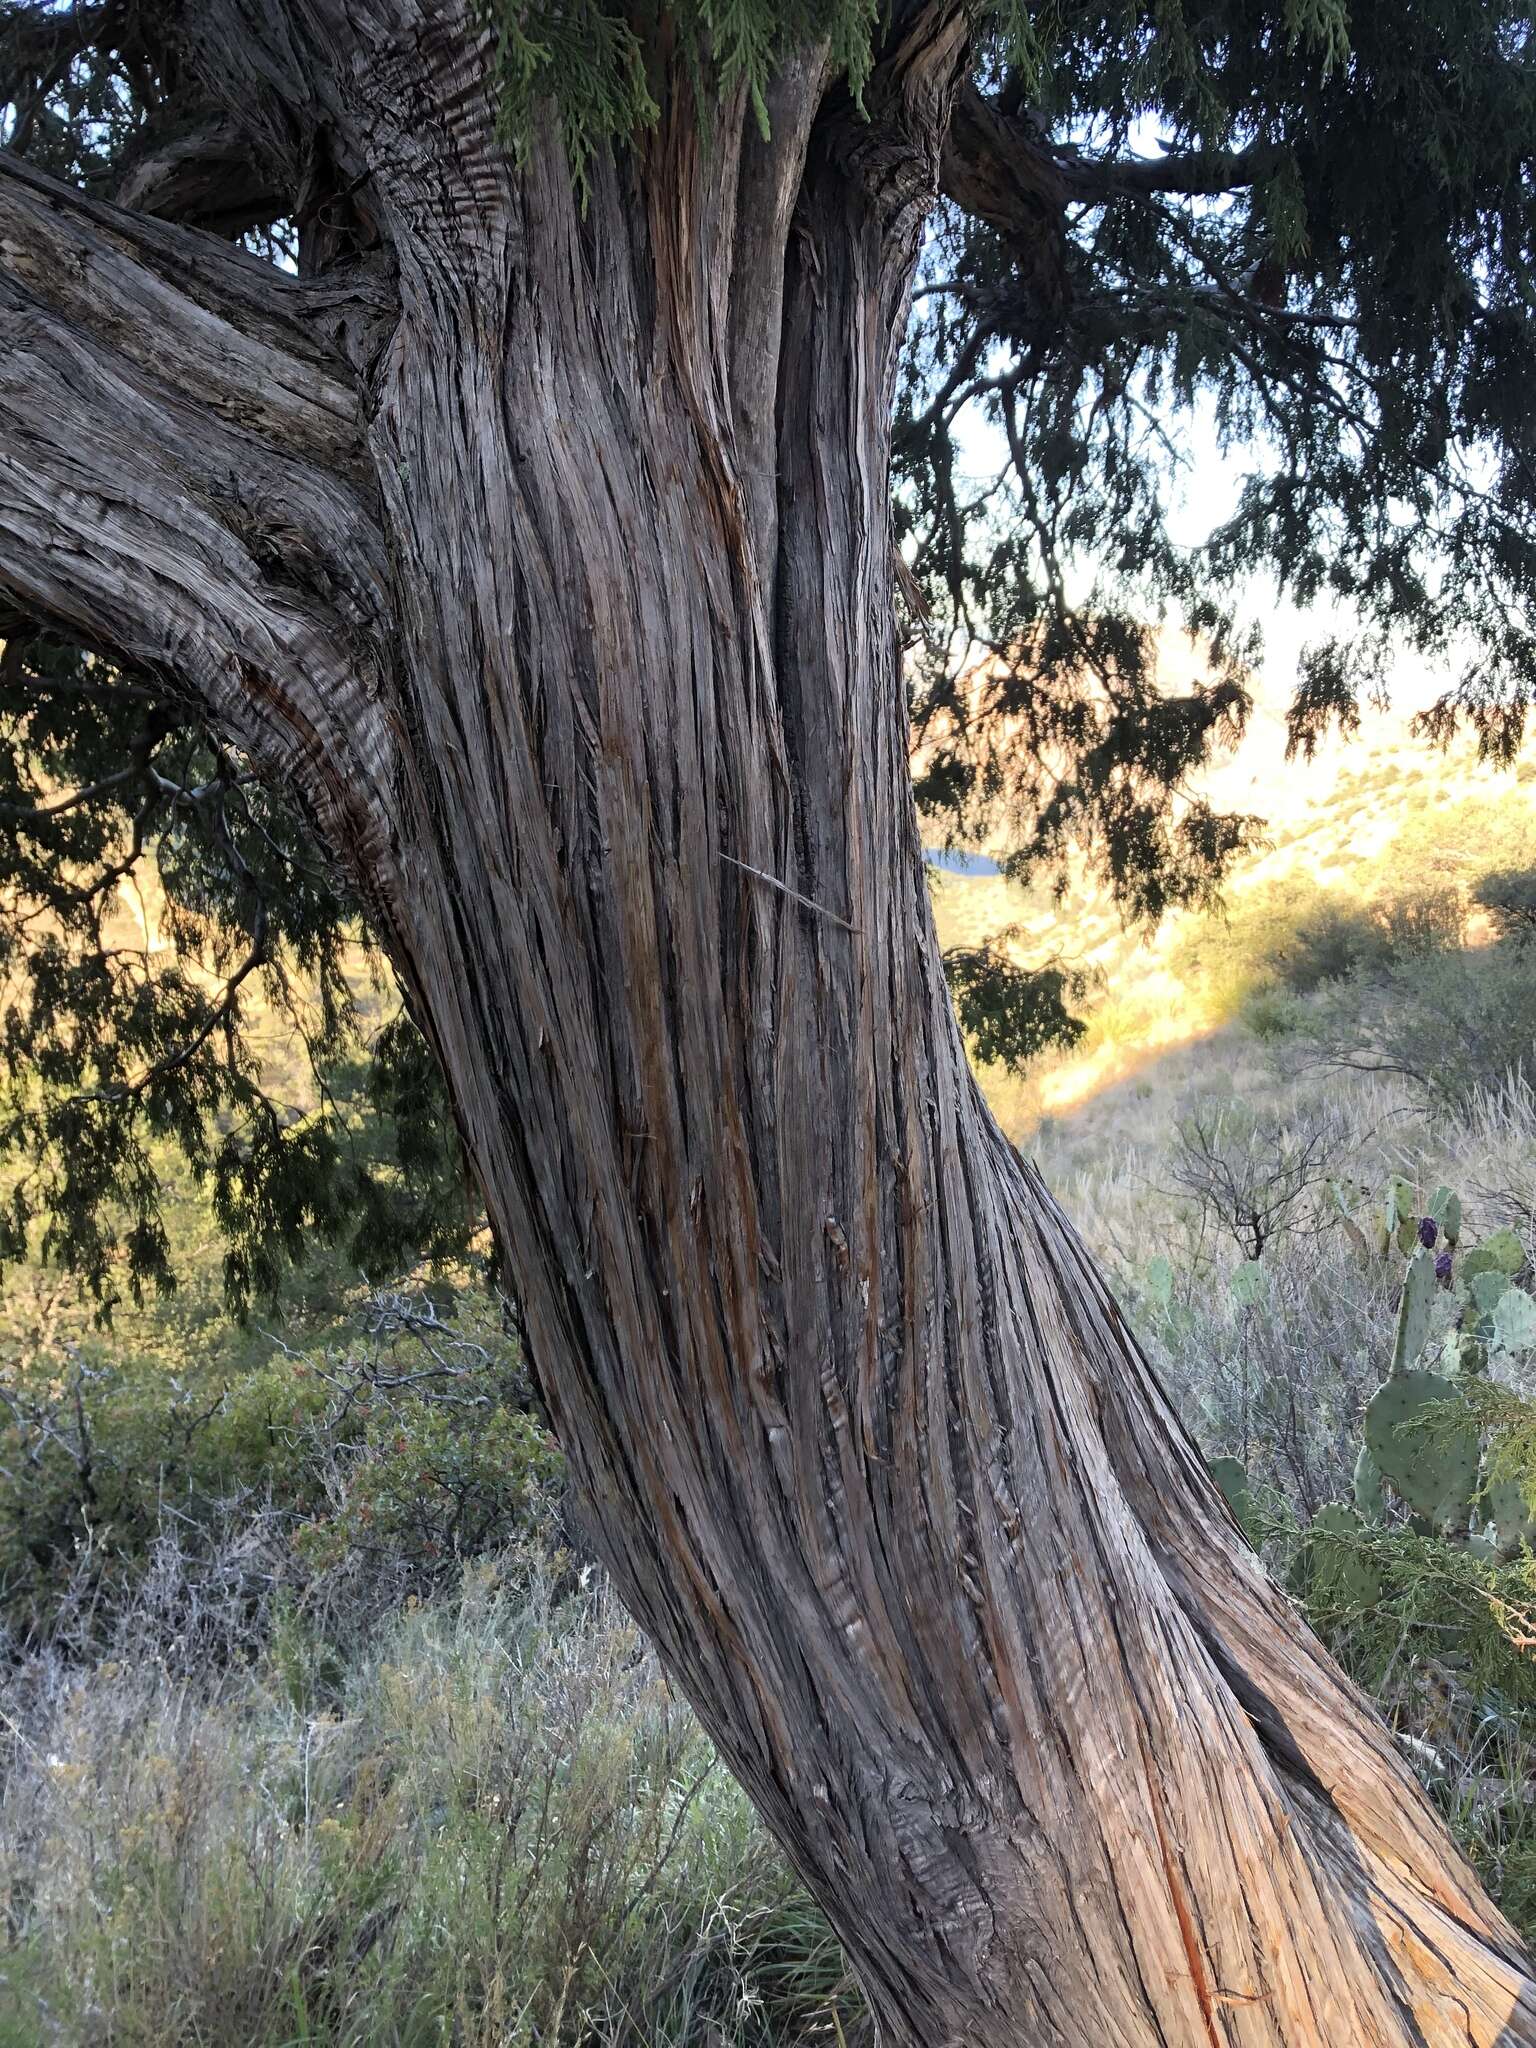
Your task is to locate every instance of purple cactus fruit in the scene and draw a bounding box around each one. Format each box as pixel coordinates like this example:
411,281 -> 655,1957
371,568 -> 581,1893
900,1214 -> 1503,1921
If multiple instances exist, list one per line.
1418,1215 -> 1438,1249
1435,1249 -> 1453,1285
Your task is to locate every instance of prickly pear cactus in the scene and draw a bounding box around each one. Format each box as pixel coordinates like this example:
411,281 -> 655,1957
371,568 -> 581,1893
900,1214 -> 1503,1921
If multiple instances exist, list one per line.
1390,1246 -> 1437,1377
1207,1456 -> 1259,1546
1469,1268 -> 1512,1319
1306,1502 -> 1385,1611
1439,1204 -> 1534,1370
1482,1475 -> 1536,1559
1441,1325 -> 1488,1379
1143,1253 -> 1175,1312
1352,1443 -> 1386,1522
1363,1371 -> 1480,1528
1230,1260 -> 1265,1307
1329,1177 -> 1372,1259
1492,1284 -> 1536,1355
1275,1178 -> 1535,1599
1458,1227 -> 1525,1289
1424,1185 -> 1461,1247
1385,1174 -> 1419,1256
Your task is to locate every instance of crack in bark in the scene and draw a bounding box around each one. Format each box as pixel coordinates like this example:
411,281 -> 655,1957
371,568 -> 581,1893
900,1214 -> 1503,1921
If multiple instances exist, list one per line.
1138,1723 -> 1227,2048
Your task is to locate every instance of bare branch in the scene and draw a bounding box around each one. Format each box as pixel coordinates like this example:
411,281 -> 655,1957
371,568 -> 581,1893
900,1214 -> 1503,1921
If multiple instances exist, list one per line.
0,3 -> 114,157
1065,139 -> 1288,202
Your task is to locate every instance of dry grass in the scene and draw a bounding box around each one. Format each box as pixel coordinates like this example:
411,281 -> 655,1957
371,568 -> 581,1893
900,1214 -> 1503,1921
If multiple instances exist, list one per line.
0,1549 -> 864,2048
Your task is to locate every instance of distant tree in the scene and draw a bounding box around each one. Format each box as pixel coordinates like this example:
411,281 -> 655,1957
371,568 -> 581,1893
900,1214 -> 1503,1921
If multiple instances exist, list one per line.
1477,867 -> 1536,943
2,5 -> 1535,2041
1288,944 -> 1536,1109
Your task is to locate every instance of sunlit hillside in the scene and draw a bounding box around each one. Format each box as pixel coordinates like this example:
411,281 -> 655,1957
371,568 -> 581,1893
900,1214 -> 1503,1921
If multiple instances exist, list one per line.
930,671 -> 1536,1139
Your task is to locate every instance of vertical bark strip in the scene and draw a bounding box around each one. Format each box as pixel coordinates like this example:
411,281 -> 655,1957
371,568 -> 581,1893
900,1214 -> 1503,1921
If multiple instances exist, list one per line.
0,7 -> 1534,2043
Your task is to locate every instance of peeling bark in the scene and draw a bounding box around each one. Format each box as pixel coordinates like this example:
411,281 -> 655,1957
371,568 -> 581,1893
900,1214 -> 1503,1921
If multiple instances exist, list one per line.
1,7 -> 1534,2042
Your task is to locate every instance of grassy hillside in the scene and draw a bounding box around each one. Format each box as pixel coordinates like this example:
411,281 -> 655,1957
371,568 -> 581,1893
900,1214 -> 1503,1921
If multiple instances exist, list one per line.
932,687 -> 1536,1137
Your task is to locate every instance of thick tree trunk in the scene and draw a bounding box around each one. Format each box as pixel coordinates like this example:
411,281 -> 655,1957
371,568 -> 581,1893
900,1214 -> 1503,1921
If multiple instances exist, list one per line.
1,8 -> 1533,2042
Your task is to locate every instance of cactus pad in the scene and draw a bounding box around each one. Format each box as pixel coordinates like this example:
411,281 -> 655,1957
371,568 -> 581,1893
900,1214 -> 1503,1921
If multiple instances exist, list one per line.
1492,1285 -> 1536,1354
1364,1371 -> 1479,1526
1352,1444 -> 1386,1522
1483,1476 -> 1536,1559
1390,1247 -> 1437,1377
1208,1456 -> 1258,1545
1385,1175 -> 1418,1254
1144,1254 -> 1175,1310
1307,1502 -> 1384,1612
1426,1185 -> 1462,1246
1460,1228 -> 1525,1286
1230,1260 -> 1265,1306
1470,1269 -> 1510,1317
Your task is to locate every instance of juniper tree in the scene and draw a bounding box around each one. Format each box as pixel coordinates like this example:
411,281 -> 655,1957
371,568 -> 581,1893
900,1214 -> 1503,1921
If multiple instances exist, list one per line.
2,3 -> 1535,2042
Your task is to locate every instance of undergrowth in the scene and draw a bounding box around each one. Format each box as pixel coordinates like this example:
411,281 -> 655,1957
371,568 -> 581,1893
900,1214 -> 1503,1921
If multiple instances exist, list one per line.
0,1549 -> 866,2048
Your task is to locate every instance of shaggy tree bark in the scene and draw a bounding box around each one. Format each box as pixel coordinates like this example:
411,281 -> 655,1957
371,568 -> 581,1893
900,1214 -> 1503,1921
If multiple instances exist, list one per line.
1,7 -> 1534,2042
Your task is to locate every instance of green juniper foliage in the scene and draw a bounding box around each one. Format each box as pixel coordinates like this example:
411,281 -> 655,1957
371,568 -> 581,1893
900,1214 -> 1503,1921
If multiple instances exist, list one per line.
474,1 -> 1069,174
0,636 -> 473,1315
901,0 -> 1536,873
0,1 -> 1533,1305
478,0 -> 883,173
942,941 -> 1090,1074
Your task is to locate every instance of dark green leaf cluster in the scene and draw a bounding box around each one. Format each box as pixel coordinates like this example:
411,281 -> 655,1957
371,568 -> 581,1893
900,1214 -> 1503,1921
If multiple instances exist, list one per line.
901,0 -> 1536,877
942,939 -> 1089,1072
0,638 -> 474,1316
0,1281 -> 555,1649
1475,867 -> 1536,944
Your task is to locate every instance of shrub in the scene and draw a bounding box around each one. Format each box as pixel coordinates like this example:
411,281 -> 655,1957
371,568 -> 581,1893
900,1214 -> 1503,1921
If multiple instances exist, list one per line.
0,1558 -> 866,2048
1170,876 -> 1346,1017
289,1295 -> 561,1590
1283,940 -> 1536,1110
1144,1222 -> 1394,1515
0,1287 -> 560,1651
1374,884 -> 1466,958
1239,986 -> 1305,1040
0,1348 -> 329,1645
1475,866 -> 1536,944
1270,899 -> 1395,994
1172,876 -> 1462,1023
1165,1095 -> 1350,1262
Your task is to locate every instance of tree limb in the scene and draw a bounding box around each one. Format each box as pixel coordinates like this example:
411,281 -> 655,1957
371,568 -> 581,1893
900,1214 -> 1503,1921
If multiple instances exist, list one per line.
940,83 -> 1286,261
115,113 -> 288,238
0,149 -> 397,864
0,150 -> 387,456
1066,138 -> 1288,201
938,84 -> 1072,315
